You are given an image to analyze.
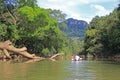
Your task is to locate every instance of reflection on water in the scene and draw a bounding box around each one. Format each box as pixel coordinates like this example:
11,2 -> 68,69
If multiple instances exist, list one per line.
0,60 -> 120,80
66,61 -> 96,80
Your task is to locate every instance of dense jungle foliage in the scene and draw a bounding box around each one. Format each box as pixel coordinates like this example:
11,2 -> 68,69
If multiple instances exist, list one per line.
82,4 -> 120,58
1,0 -> 119,58
0,0 -> 82,57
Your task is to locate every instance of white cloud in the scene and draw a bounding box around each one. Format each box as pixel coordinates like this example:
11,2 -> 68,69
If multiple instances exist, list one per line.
91,4 -> 111,16
77,0 -> 117,4
37,0 -> 118,23
66,10 -> 92,23
37,0 -> 91,22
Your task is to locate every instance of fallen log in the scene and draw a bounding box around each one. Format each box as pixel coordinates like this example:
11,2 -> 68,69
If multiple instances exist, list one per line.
0,40 -> 41,59
50,53 -> 64,59
0,40 -> 64,62
0,40 -> 27,52
49,53 -> 64,61
3,49 -> 12,59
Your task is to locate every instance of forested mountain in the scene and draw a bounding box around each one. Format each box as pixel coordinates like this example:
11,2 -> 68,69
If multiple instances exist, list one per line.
64,18 -> 88,40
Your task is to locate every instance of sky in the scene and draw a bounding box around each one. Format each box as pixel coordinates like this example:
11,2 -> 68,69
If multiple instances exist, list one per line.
37,0 -> 119,23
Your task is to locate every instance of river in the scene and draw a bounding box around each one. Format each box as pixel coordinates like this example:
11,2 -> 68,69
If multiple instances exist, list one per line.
0,60 -> 120,80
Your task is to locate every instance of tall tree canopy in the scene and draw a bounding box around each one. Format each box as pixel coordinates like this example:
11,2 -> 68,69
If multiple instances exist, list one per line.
0,0 -> 76,57
83,4 -> 120,58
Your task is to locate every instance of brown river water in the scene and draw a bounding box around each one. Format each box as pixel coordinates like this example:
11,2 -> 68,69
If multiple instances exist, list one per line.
0,60 -> 120,80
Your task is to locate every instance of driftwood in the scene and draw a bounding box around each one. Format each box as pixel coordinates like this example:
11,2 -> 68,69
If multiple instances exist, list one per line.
0,40 -> 41,59
3,49 -> 12,59
0,40 -> 64,62
49,53 -> 64,61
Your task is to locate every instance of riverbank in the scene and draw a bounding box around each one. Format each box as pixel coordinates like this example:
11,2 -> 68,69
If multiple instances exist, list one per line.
88,54 -> 120,62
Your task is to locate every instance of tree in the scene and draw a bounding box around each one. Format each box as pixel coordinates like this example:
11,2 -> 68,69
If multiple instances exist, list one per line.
47,9 -> 67,30
83,4 -> 120,58
15,6 -> 69,56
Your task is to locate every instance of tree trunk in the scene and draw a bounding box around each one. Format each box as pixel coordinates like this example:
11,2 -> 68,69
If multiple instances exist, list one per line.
49,53 -> 64,61
0,40 -> 63,62
0,40 -> 41,59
